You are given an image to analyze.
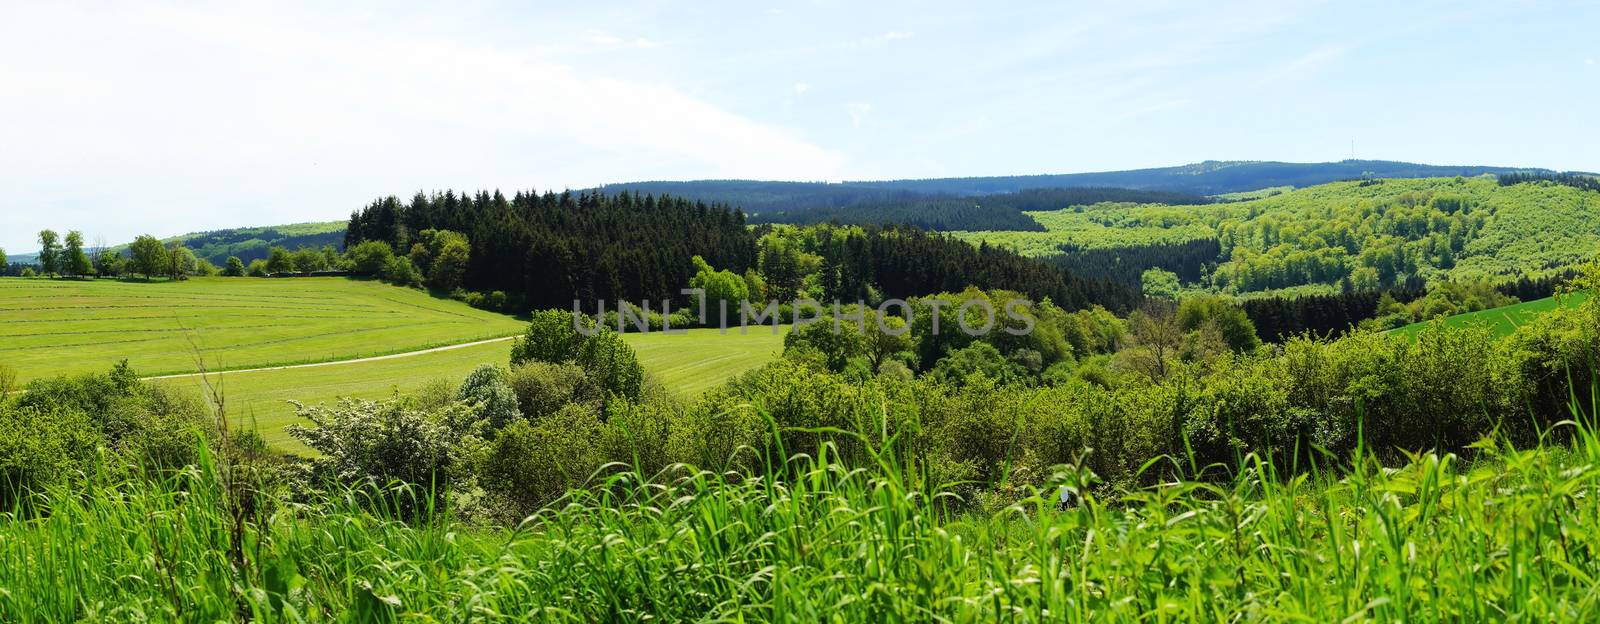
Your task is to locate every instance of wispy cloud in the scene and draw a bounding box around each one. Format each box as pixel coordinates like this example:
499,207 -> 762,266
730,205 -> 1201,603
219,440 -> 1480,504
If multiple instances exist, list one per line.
1256,43 -> 1350,85
793,82 -> 812,95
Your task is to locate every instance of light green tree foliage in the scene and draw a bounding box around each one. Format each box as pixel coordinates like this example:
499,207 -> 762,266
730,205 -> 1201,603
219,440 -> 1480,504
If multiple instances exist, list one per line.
166,244 -> 197,279
688,255 -> 748,318
127,235 -> 168,279
0,247 -> 6,270
783,316 -> 867,372
292,246 -> 328,273
757,229 -> 823,301
511,310 -> 644,400
346,240 -> 395,276
420,230 -> 470,292
265,246 -> 295,274
1175,295 -> 1261,352
1141,268 -> 1181,299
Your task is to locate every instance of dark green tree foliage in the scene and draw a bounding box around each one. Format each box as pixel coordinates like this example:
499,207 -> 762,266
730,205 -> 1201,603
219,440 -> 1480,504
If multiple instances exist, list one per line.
346,190 -> 756,311
830,224 -> 1140,312
1054,239 -> 1222,286
1241,284 -> 1426,342
749,187 -> 1212,232
1498,172 -> 1600,193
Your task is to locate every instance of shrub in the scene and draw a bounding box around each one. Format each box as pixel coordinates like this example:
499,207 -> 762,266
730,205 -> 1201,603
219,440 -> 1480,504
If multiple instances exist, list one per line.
346,240 -> 395,276
381,256 -> 422,287
507,361 -> 596,421
0,405 -> 97,512
930,342 -> 1014,386
222,256 -> 246,277
512,311 -> 644,400
456,365 -> 521,430
478,404 -> 603,518
287,397 -> 484,516
246,259 -> 270,277
511,310 -> 587,367
782,316 -> 865,372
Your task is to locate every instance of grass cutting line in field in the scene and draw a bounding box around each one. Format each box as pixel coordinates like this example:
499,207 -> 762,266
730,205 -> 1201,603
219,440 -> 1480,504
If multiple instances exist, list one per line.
141,335 -> 519,380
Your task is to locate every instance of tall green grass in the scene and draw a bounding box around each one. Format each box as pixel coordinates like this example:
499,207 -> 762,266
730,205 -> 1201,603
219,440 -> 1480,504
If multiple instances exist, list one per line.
5,402 -> 1600,621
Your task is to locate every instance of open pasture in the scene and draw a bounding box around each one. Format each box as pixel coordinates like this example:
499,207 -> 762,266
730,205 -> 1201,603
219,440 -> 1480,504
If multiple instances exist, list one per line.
150,326 -> 785,451
0,276 -> 526,382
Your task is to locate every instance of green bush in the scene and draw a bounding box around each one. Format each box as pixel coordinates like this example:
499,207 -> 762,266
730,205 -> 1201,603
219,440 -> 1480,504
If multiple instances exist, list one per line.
507,361 -> 596,421
478,404 -> 603,518
346,240 -> 396,276
287,397 -> 484,517
0,405 -> 97,512
456,365 -> 521,430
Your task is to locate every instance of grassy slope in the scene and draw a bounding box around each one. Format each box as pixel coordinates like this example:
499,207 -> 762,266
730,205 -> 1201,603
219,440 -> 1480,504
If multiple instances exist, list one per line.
155,327 -> 786,451
0,276 -> 525,383
1392,292 -> 1590,338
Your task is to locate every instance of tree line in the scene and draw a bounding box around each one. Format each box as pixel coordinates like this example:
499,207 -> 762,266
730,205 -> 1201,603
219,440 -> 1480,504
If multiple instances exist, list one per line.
343,190 -> 1140,314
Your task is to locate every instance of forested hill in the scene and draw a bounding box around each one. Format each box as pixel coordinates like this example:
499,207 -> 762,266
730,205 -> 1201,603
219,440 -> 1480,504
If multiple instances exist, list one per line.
343,190 -> 1141,312
13,222 -> 347,267
594,160 -> 1576,210
746,187 -> 1212,231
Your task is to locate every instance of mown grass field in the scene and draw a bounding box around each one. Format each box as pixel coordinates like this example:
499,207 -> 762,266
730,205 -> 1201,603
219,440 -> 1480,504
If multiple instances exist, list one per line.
1393,292 -> 1590,338
151,327 -> 785,451
3,276 -> 786,451
0,276 -> 526,382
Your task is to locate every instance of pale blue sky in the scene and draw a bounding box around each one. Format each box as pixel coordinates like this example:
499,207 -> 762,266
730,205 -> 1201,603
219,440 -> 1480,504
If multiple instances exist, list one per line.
2,0 -> 1596,252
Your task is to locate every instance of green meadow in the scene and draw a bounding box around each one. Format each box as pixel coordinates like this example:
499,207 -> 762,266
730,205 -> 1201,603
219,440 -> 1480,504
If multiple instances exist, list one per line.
0,276 -> 525,383
149,327 -> 785,451
1393,292 -> 1590,338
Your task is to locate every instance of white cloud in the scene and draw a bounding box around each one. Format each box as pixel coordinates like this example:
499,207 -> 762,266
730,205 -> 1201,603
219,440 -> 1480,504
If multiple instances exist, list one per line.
0,3 -> 842,250
793,82 -> 812,95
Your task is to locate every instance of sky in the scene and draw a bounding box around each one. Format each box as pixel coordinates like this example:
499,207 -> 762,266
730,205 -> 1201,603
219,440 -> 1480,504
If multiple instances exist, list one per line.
2,0 -> 1597,253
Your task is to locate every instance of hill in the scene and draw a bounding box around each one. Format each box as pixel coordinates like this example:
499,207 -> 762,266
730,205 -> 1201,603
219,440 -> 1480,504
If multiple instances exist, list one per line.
7,221 -> 346,268
130,221 -> 347,266
955,176 -> 1600,295
595,159 -> 1577,214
